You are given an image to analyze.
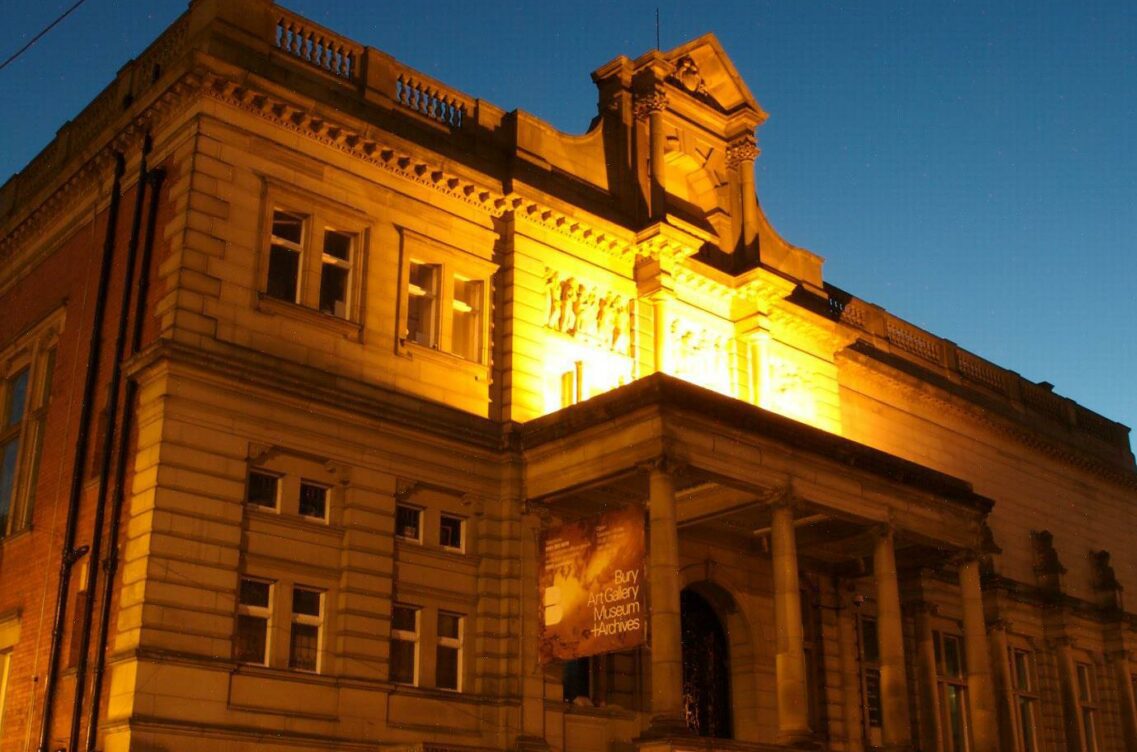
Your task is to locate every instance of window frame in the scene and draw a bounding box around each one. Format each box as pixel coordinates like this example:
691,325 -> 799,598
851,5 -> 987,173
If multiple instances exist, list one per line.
258,186 -> 369,326
1075,661 -> 1100,752
439,513 -> 465,552
235,577 -> 274,666
397,229 -> 495,366
935,630 -> 971,752
435,610 -> 463,691
0,311 -> 59,540
1008,646 -> 1040,752
245,469 -> 281,512
288,585 -> 324,673
395,504 -> 423,543
857,612 -> 883,747
390,603 -> 420,686
298,479 -> 330,523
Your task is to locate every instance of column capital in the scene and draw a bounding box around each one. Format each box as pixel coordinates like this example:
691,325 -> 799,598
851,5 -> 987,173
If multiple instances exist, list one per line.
725,134 -> 760,168
637,452 -> 687,479
633,86 -> 670,121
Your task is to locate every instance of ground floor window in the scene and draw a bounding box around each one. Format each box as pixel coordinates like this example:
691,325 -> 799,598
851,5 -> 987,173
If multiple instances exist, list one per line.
935,631 -> 970,752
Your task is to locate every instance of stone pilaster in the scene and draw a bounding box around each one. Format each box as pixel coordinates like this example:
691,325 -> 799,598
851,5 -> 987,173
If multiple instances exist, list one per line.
873,527 -> 912,749
958,556 -> 1000,750
726,133 -> 760,258
770,502 -> 812,744
912,601 -> 943,752
634,86 -> 669,220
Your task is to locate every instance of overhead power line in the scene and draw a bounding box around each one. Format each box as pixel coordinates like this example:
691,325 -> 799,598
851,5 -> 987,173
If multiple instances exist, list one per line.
0,0 -> 90,73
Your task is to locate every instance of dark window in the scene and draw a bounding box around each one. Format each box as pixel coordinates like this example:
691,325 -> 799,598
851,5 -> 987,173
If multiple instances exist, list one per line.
267,211 -> 304,303
390,604 -> 419,685
236,578 -> 272,664
396,505 -> 421,541
289,587 -> 322,671
440,514 -> 463,550
246,471 -> 279,508
319,230 -> 353,317
299,481 -> 328,519
436,612 -> 462,690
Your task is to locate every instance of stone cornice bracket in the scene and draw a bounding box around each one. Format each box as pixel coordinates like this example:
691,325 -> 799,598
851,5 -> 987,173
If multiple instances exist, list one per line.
394,478 -> 420,503
636,449 -> 687,480
633,86 -> 669,121
725,134 -> 760,168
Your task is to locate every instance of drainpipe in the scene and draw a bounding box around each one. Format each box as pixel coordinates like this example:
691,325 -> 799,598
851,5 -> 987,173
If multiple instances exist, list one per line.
66,135 -> 152,752
84,165 -> 165,752
37,151 -> 125,752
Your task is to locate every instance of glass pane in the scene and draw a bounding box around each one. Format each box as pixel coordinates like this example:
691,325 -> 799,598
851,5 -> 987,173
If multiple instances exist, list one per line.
289,622 -> 319,670
407,263 -> 438,346
5,369 -> 29,426
267,245 -> 300,302
1013,650 -> 1031,690
239,578 -> 270,607
390,638 -> 416,684
436,644 -> 459,689
392,605 -> 417,632
292,588 -> 321,617
396,506 -> 420,539
439,515 -> 462,549
246,471 -> 278,508
865,668 -> 882,727
319,264 -> 349,317
1077,664 -> 1092,702
945,685 -> 967,752
438,612 -> 460,639
943,635 -> 963,678
272,211 -> 304,244
862,617 -> 879,663
323,230 -> 352,261
563,657 -> 590,701
0,439 -> 18,527
299,482 -> 327,518
451,278 -> 482,361
236,614 -> 267,663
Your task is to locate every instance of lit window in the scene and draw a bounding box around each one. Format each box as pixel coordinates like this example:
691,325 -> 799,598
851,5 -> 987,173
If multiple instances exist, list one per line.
439,514 -> 464,551
1076,662 -> 1099,752
396,505 -> 421,542
436,612 -> 462,690
246,470 -> 280,509
407,262 -> 440,348
1010,648 -> 1039,752
935,631 -> 970,752
450,277 -> 483,361
236,578 -> 273,665
298,481 -> 328,520
289,587 -> 323,672
264,206 -> 363,320
399,236 -> 493,364
1,333 -> 54,539
390,604 -> 419,685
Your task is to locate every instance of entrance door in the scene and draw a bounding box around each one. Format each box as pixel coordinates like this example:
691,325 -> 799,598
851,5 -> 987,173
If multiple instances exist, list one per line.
680,589 -> 732,738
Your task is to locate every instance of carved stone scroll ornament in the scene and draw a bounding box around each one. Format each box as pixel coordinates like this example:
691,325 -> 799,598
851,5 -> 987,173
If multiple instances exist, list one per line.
725,135 -> 760,169
543,269 -> 631,355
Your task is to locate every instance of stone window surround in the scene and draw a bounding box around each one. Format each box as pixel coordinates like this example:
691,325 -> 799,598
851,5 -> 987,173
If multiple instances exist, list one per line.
396,227 -> 495,369
235,569 -> 334,675
389,597 -> 468,693
245,449 -> 341,526
256,180 -> 370,332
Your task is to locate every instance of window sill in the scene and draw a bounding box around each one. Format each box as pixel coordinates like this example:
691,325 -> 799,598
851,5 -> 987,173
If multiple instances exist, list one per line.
257,294 -> 363,342
398,341 -> 489,381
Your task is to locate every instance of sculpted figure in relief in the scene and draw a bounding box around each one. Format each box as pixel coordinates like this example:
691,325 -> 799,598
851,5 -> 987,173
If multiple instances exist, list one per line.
542,267 -> 631,355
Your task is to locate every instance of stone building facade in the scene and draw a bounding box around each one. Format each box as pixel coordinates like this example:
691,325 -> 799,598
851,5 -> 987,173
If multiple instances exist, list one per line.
1,1 -> 1134,751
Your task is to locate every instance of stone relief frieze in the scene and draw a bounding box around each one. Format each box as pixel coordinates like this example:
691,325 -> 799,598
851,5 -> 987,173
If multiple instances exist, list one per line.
544,269 -> 631,355
669,318 -> 730,393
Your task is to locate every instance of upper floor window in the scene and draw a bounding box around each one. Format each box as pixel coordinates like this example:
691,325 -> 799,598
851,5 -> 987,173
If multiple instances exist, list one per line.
390,604 -> 419,685
244,449 -> 340,524
396,504 -> 422,542
399,230 -> 494,365
1009,648 -> 1039,752
935,631 -> 970,752
436,611 -> 463,690
289,587 -> 323,671
260,188 -> 368,324
1,313 -> 58,539
1075,662 -> 1100,752
439,513 -> 464,551
236,577 -> 273,665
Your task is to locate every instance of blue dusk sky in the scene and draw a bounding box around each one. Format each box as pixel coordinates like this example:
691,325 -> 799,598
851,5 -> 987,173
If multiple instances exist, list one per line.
2,1 -> 1134,440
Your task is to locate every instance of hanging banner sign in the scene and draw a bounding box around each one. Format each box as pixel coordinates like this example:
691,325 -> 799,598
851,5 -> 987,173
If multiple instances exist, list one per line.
539,505 -> 646,663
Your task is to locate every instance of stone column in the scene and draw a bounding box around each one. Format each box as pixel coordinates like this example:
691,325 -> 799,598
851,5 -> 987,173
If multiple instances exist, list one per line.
1112,649 -> 1137,750
635,87 -> 669,220
873,527 -> 912,749
647,464 -> 685,732
987,622 -> 1019,752
726,134 -> 760,258
770,502 -> 812,744
913,602 -> 943,752
652,294 -> 671,375
958,556 -> 1000,751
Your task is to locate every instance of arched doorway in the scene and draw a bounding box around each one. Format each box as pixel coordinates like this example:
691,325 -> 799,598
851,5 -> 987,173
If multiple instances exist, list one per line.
681,588 -> 732,738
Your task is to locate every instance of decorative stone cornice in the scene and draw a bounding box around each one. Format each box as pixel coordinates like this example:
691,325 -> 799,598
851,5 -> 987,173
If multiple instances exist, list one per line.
725,134 -> 760,168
